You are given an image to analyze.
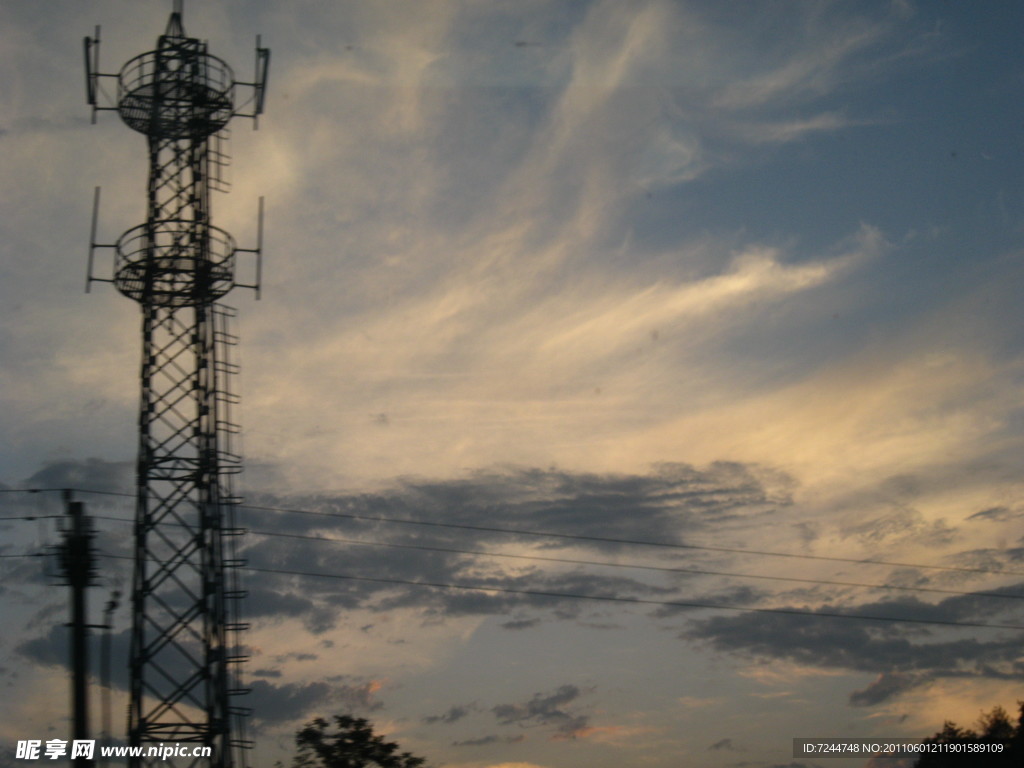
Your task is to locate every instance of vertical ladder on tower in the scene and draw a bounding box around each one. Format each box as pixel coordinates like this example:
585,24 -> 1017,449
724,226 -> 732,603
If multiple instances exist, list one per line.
211,302 -> 253,756
210,128 -> 232,194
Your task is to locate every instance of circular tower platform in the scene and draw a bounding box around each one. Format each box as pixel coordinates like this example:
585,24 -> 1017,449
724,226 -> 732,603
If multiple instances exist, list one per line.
117,44 -> 234,138
114,222 -> 237,307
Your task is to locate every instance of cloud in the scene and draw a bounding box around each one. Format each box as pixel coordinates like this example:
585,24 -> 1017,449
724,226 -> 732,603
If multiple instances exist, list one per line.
18,626 -> 131,691
709,3 -> 903,111
839,505 -> 955,548
14,626 -> 64,669
849,672 -> 922,707
249,677 -> 384,728
15,619 -> 379,728
491,684 -> 590,740
569,724 -> 658,745
499,618 -> 541,631
423,704 -> 475,725
724,111 -> 868,145
22,458 -> 132,495
709,737 -> 743,751
967,507 -> 1020,524
204,0 -> 913,495
684,588 -> 1024,704
237,462 -> 789,631
249,681 -> 338,728
451,735 -> 525,748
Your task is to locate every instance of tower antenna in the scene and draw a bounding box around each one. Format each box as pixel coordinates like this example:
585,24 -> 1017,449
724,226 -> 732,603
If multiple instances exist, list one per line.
83,7 -> 269,768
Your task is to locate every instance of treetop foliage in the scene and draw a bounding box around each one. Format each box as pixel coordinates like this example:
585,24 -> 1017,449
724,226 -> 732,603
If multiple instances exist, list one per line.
288,715 -> 428,768
913,701 -> 1024,767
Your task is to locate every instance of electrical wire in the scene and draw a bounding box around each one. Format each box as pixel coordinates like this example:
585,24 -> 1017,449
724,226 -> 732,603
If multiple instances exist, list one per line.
93,552 -> 1024,632
12,486 -> 1024,579
77,514 -> 1024,602
244,529 -> 1024,602
238,502 -> 1024,578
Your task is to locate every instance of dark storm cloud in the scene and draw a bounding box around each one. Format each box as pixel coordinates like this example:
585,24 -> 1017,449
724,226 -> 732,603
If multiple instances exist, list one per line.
238,463 -> 789,628
491,684 -> 590,739
685,587 -> 1024,703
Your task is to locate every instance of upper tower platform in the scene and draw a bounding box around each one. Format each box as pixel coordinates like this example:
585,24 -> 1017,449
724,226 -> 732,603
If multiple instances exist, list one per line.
116,13 -> 235,139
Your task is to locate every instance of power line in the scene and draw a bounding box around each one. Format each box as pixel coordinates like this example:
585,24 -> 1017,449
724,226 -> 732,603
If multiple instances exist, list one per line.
238,502 -> 1024,578
20,486 -> 1024,578
42,487 -> 1024,579
246,564 -> 1024,632
79,514 -> 1024,601
245,529 -> 1024,602
0,489 -> 64,494
92,552 -> 1024,631
0,488 -> 112,496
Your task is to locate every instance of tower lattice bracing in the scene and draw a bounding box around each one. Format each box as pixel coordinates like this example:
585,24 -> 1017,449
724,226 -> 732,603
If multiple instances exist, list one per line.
84,7 -> 268,768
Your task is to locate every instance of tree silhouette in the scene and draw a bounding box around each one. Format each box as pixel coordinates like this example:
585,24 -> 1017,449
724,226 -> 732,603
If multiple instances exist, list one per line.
913,701 -> 1024,767
288,715 -> 429,768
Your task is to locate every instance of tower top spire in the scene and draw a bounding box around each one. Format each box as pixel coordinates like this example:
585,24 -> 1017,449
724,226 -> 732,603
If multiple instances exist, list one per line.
166,1 -> 184,37
165,8 -> 184,37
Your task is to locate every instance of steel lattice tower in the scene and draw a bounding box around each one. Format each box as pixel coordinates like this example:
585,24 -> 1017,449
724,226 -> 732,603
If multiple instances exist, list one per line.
84,5 -> 269,767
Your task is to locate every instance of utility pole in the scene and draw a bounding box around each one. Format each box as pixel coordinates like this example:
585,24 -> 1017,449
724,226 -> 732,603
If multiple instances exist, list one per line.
100,589 -> 121,768
59,490 -> 98,768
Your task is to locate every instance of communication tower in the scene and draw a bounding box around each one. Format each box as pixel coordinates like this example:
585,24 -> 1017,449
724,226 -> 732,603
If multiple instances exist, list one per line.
83,4 -> 269,766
